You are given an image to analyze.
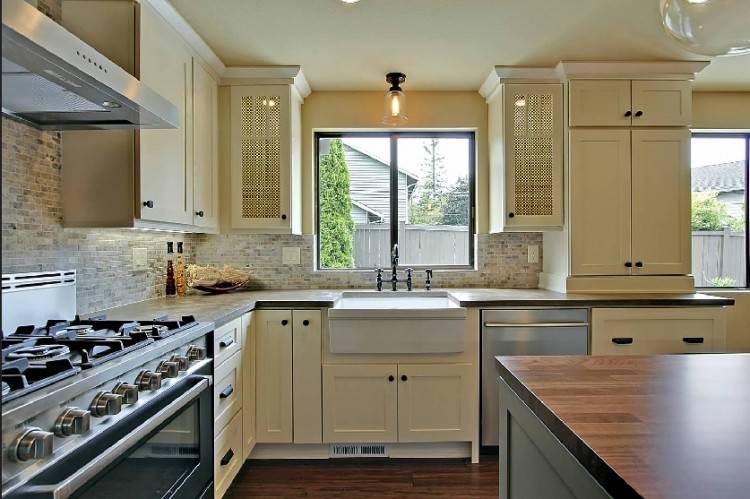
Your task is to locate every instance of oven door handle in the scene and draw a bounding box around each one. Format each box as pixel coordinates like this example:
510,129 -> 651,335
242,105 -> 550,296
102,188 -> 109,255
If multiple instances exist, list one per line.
27,377 -> 209,499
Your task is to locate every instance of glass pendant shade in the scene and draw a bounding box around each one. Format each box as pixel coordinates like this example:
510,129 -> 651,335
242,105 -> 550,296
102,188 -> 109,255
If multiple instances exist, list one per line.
382,72 -> 408,126
660,0 -> 750,56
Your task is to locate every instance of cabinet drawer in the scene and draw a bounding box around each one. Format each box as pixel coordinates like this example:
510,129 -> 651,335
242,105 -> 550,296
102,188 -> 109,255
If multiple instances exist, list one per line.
214,411 -> 243,499
591,308 -> 724,355
214,317 -> 242,367
215,350 -> 242,435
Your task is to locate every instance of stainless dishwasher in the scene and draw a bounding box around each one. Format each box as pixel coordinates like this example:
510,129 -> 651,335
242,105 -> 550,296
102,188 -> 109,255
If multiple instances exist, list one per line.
481,308 -> 589,447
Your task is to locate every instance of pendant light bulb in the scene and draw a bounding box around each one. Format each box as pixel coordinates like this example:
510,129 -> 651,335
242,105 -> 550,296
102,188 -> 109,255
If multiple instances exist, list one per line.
382,72 -> 408,126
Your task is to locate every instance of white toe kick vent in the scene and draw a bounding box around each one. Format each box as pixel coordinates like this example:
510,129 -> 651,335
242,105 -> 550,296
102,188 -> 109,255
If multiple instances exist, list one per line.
330,444 -> 389,458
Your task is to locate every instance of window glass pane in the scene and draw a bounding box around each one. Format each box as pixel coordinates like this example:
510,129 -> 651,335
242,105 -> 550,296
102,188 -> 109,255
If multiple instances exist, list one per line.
691,136 -> 747,287
398,137 -> 472,266
318,137 -> 391,269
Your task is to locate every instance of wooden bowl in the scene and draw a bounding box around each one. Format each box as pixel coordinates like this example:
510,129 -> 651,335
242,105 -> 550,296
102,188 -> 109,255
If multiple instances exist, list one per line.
191,281 -> 247,294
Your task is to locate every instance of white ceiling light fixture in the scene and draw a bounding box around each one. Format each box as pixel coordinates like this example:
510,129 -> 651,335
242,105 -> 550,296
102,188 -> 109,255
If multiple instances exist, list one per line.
341,0 -> 361,4
660,0 -> 750,56
382,72 -> 408,126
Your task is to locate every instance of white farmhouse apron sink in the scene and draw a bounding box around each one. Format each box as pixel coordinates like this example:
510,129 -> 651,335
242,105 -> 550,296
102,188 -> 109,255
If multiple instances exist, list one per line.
327,291 -> 467,354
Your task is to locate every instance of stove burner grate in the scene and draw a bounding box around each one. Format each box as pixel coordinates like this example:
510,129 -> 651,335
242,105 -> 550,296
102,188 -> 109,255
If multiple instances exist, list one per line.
6,344 -> 71,363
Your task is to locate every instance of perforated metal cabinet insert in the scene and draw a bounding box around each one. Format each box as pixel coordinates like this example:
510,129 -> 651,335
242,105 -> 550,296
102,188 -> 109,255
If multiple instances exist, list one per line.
511,91 -> 554,217
240,94 -> 282,219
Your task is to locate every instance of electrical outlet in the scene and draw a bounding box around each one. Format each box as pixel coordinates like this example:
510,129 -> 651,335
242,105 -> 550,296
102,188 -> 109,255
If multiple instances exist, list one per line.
527,245 -> 539,264
282,247 -> 301,265
133,247 -> 148,270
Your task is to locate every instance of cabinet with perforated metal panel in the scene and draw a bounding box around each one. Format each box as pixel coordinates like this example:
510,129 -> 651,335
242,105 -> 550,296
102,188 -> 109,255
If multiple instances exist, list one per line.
229,84 -> 302,233
487,83 -> 563,232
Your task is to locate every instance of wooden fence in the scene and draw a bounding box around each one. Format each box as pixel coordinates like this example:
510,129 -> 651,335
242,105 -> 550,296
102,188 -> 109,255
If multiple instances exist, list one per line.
353,223 -> 469,268
692,230 -> 746,287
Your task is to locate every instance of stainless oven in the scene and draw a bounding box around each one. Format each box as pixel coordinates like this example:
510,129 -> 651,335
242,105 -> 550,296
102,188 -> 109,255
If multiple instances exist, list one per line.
5,374 -> 213,499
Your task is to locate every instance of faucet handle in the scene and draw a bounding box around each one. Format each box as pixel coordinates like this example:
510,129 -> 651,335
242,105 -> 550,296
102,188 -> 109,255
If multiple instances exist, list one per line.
406,268 -> 413,277
376,268 -> 383,277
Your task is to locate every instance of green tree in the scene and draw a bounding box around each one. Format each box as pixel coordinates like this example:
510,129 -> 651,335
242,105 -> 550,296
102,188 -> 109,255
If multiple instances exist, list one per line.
409,139 -> 447,224
691,191 -> 743,231
319,139 -> 355,268
441,176 -> 470,225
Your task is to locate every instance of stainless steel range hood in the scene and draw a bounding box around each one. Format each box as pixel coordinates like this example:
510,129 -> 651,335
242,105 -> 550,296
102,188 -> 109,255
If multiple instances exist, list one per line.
1,0 -> 178,130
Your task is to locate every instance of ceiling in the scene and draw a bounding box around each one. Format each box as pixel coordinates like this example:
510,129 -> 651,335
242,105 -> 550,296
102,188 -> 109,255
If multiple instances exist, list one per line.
170,0 -> 750,92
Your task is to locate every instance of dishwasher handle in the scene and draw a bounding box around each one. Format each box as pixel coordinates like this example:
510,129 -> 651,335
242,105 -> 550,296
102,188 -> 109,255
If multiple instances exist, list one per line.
483,322 -> 589,328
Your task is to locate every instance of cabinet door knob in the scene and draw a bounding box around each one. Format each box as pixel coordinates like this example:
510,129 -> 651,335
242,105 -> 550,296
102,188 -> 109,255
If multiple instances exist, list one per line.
634,110 -> 643,117
388,375 -> 395,382
625,262 -> 633,268
635,261 -> 643,268
195,210 -> 204,217
281,214 -> 287,220
281,319 -> 288,326
302,320 -> 310,326
401,375 -> 408,382
508,212 -> 515,218
143,200 -> 154,208
624,110 -> 632,117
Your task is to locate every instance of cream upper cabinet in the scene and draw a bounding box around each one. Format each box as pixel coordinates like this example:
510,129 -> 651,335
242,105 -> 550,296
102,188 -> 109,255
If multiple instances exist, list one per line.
631,129 -> 691,275
570,129 -> 632,275
631,80 -> 691,127
570,79 -> 691,127
192,58 -> 219,230
139,1 -> 193,225
488,83 -> 563,231
569,80 -> 631,127
591,308 -> 726,355
397,364 -> 472,443
323,364 -> 398,443
229,85 -> 302,233
255,310 -> 293,443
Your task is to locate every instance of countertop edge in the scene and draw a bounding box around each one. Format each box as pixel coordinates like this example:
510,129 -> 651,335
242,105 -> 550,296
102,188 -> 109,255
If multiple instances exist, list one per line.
494,358 -> 642,499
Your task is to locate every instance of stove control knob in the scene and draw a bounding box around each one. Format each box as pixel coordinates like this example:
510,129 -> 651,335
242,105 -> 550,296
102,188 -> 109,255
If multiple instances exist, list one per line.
113,382 -> 139,404
12,428 -> 54,462
170,354 -> 190,371
186,345 -> 207,362
89,391 -> 123,417
157,360 -> 180,379
135,370 -> 162,391
54,408 -> 91,437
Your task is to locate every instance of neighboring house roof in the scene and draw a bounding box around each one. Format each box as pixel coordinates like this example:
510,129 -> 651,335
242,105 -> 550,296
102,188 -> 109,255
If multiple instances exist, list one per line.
692,160 -> 745,193
342,142 -> 419,183
351,199 -> 385,221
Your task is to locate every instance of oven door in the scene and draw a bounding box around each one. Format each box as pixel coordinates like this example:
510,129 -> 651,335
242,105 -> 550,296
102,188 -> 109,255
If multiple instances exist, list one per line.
9,375 -> 213,499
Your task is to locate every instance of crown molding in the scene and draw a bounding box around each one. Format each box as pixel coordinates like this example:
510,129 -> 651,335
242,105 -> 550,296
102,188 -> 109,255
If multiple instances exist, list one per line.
479,66 -> 559,100
555,60 -> 710,81
144,0 -> 311,98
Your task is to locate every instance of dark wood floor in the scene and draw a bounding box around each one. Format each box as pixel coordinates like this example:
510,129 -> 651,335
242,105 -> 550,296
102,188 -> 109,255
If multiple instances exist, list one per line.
226,456 -> 499,498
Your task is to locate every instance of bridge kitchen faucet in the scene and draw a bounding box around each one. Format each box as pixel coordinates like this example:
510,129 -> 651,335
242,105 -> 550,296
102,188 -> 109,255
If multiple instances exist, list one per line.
390,243 -> 399,291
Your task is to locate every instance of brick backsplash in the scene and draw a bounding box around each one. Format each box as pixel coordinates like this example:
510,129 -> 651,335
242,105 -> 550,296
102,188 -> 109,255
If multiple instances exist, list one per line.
195,232 -> 542,290
1,118 -> 198,315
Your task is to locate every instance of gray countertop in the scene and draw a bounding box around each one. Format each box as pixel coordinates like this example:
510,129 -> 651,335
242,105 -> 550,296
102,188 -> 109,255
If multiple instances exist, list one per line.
88,288 -> 734,328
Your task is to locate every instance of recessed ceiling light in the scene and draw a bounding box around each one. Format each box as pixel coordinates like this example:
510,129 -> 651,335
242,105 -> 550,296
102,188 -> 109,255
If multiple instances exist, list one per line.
341,0 -> 361,4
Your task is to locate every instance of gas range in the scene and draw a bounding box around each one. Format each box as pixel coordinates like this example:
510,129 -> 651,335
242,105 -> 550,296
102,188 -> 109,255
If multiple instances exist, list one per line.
1,314 -> 215,497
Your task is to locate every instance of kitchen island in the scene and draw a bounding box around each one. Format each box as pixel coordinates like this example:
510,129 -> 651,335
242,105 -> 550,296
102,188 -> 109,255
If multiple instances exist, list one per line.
494,354 -> 750,499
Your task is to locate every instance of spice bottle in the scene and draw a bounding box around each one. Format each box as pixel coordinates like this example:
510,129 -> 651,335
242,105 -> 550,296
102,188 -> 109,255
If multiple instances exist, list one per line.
165,242 -> 176,296
175,242 -> 186,296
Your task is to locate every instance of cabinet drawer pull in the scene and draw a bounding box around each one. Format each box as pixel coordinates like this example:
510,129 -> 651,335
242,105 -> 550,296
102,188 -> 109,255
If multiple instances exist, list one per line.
219,338 -> 235,349
220,448 -> 234,466
219,384 -> 234,399
612,337 -> 633,345
683,337 -> 705,344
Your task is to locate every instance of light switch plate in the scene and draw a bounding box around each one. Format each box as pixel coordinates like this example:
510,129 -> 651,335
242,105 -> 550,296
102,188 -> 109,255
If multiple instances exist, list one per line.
282,247 -> 301,265
133,247 -> 148,270
528,245 -> 539,264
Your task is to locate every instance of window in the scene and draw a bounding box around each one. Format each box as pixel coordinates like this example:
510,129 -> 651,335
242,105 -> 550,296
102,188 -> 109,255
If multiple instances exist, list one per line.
691,133 -> 749,288
316,132 -> 475,270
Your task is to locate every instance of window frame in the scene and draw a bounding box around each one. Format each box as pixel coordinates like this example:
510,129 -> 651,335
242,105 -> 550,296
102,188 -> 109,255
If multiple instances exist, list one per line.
314,130 -> 477,271
691,131 -> 750,289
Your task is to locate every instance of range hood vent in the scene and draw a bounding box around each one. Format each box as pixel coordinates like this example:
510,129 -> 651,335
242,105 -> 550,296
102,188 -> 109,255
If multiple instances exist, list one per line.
1,0 -> 178,130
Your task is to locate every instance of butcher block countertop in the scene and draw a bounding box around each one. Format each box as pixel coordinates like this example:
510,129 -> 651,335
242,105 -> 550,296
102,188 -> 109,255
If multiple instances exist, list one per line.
495,354 -> 750,499
88,288 -> 733,327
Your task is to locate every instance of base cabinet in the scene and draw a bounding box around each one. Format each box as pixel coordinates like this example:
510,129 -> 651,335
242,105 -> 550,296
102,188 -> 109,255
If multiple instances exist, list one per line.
242,312 -> 256,459
322,363 -> 472,444
591,307 -> 727,355
255,310 -> 293,443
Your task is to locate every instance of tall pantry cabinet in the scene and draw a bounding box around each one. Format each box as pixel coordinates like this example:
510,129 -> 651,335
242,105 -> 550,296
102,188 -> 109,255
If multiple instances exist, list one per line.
563,66 -> 704,290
